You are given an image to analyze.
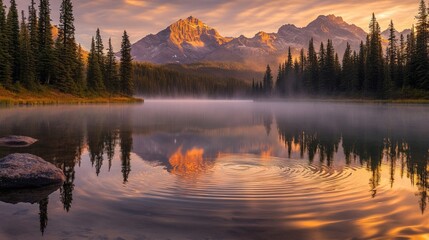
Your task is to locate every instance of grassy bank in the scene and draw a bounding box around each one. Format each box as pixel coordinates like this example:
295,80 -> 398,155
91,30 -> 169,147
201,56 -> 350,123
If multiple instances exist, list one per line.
0,86 -> 143,105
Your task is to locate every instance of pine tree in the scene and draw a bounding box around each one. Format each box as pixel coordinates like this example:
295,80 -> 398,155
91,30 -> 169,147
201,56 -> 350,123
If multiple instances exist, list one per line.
95,28 -> 106,83
334,53 -> 341,93
275,63 -> 283,95
352,50 -> 359,92
319,42 -> 326,93
6,0 -> 20,83
75,44 -> 85,93
55,0 -> 77,93
285,47 -> 294,95
28,0 -> 38,86
263,64 -> 273,96
299,48 -> 306,73
397,34 -> 405,89
19,11 -> 35,88
38,0 -> 54,84
95,28 -> 104,59
342,42 -> 354,92
405,26 -> 417,88
120,31 -> 133,96
28,0 -> 37,54
357,41 -> 366,91
298,48 -> 306,93
87,37 -> 104,91
0,0 -> 11,86
307,38 -> 319,94
293,58 -> 301,93
325,39 -> 336,93
105,38 -> 118,93
415,0 -> 429,89
365,13 -> 385,97
387,20 -> 397,89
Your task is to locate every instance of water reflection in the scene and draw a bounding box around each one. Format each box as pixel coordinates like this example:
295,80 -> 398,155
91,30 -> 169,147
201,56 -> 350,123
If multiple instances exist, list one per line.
168,147 -> 214,178
39,198 -> 48,235
0,102 -> 428,239
276,109 -> 429,211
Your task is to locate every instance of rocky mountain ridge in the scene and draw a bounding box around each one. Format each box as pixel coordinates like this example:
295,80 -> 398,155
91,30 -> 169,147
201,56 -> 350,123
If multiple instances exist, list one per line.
130,15 -> 408,69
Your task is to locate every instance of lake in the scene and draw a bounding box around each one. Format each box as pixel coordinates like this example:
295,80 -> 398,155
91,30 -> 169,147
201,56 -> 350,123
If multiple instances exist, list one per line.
0,100 -> 428,240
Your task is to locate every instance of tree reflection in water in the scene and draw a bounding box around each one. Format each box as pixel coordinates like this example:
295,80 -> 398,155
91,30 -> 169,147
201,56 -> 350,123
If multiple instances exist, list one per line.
0,103 -> 428,236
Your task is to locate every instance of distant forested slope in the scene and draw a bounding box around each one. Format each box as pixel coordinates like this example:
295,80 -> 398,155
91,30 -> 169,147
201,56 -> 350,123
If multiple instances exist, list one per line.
133,63 -> 250,97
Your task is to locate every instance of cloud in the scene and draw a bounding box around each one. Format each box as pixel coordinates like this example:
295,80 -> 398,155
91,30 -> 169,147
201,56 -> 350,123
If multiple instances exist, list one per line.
9,0 -> 420,50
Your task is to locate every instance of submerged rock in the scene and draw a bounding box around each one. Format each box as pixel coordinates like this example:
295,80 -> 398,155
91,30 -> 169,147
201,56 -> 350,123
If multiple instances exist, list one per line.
0,153 -> 65,189
0,135 -> 38,147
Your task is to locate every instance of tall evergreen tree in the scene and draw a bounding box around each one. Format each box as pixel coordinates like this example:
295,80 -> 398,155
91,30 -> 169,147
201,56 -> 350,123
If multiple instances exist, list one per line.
334,53 -> 341,92
307,38 -> 319,94
298,48 -> 306,93
415,0 -> 429,89
285,47 -> 294,95
95,28 -> 104,58
28,0 -> 37,53
357,41 -> 366,91
28,0 -> 38,86
38,0 -> 54,84
95,28 -> 105,83
19,11 -> 35,88
397,34 -> 405,89
262,65 -> 273,96
365,13 -> 385,97
318,42 -> 326,92
325,39 -> 336,93
75,44 -> 85,93
120,30 -> 133,96
275,63 -> 283,95
406,26 -> 417,88
0,0 -> 11,86
387,20 -> 397,89
105,38 -> 118,93
342,42 -> 354,92
294,58 -> 302,93
6,0 -> 20,83
55,0 -> 77,92
87,37 -> 104,91
352,50 -> 359,91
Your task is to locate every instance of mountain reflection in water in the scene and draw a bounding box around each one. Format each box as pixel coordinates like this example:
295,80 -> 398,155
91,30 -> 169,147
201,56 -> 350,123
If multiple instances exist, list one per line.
0,101 -> 428,239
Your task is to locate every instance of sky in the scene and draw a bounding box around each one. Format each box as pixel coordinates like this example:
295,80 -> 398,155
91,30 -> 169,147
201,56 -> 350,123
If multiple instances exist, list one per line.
9,0 -> 420,50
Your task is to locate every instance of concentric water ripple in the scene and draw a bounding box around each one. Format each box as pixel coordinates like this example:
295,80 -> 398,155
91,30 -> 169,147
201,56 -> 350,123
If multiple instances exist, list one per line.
70,154 -> 429,239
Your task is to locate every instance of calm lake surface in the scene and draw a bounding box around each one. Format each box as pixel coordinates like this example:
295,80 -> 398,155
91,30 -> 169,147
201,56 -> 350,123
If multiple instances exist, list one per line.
1,100 -> 429,240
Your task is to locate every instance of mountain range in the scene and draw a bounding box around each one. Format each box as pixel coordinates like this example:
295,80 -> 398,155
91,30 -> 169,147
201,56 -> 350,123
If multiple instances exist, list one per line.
130,15 -> 410,70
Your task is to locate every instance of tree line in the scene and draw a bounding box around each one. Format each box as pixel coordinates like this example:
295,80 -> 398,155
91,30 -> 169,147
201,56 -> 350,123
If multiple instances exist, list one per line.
0,0 -> 134,96
133,63 -> 249,97
254,1 -> 429,99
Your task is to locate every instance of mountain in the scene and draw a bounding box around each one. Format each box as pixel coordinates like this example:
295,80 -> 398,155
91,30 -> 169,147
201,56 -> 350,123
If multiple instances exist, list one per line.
131,16 -> 232,64
131,15 -> 368,69
381,28 -> 411,40
205,15 -> 367,68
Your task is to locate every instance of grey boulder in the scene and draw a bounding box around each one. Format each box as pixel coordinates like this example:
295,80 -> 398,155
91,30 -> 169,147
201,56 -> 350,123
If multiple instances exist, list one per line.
0,153 -> 65,189
0,135 -> 38,147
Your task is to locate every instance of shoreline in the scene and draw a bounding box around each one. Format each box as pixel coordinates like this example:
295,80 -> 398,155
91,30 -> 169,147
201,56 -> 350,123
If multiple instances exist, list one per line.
254,98 -> 429,104
0,87 -> 143,106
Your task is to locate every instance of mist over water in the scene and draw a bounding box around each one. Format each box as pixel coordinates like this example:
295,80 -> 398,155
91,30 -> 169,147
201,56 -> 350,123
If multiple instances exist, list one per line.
0,101 -> 428,239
